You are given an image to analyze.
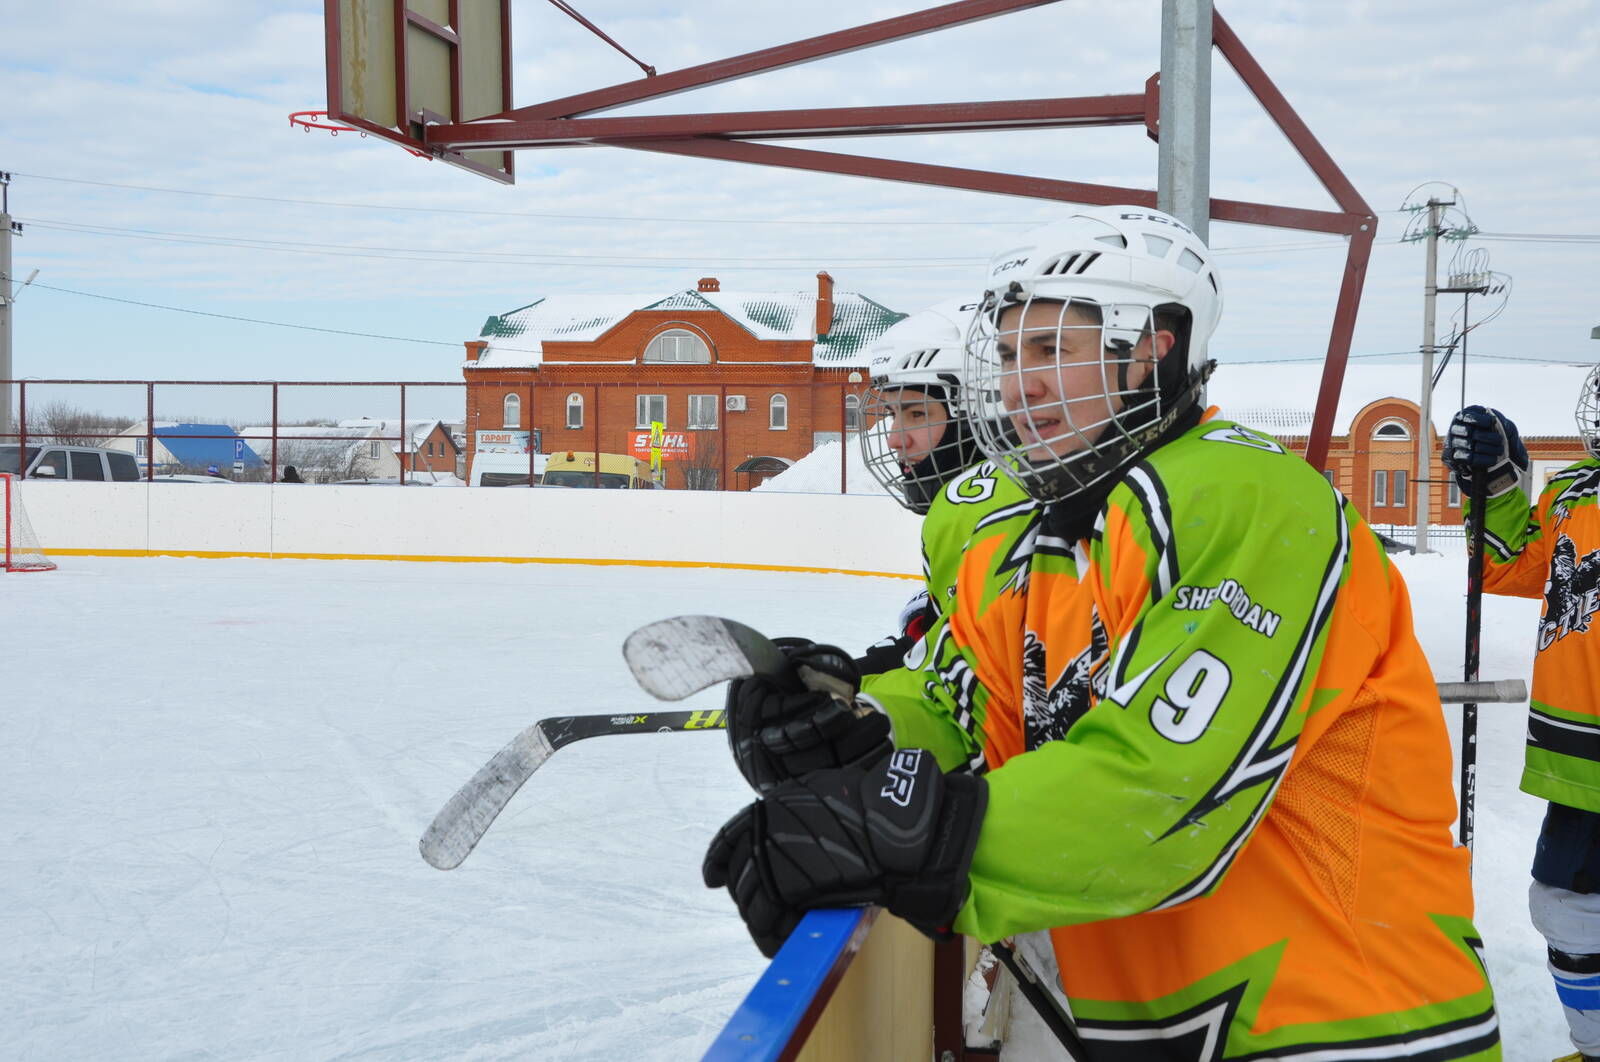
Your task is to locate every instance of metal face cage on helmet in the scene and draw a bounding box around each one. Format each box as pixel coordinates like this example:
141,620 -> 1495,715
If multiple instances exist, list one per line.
964,206 -> 1223,504
859,301 -> 987,514
1578,365 -> 1600,458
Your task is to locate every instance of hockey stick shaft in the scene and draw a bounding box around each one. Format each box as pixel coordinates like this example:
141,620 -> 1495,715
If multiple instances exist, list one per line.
419,707 -> 726,870
1460,469 -> 1489,856
990,941 -> 1091,1059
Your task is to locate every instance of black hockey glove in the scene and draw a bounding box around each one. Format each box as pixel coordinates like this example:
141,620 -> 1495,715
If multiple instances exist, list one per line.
703,748 -> 987,957
727,638 -> 893,795
1444,405 -> 1528,499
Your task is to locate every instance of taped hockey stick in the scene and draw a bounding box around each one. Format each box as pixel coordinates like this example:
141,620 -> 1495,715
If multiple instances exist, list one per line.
419,708 -> 726,870
421,616 -> 784,871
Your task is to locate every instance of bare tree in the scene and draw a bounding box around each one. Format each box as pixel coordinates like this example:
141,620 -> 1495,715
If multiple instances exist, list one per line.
27,402 -> 134,446
682,431 -> 722,490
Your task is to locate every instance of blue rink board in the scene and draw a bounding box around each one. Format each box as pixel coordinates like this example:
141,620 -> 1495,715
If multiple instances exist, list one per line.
702,908 -> 876,1062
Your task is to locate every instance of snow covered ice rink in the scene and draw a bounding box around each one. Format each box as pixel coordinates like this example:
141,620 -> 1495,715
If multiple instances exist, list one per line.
0,553 -> 1572,1059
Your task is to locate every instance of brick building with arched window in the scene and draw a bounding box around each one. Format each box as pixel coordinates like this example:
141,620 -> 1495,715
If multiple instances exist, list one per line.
461,273 -> 904,489
1209,362 -> 1593,529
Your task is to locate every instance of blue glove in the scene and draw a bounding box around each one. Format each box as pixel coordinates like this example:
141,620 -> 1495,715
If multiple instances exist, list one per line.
1444,405 -> 1528,499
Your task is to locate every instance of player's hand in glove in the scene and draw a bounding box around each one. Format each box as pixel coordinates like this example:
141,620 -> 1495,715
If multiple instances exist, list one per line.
703,748 -> 986,957
726,638 -> 893,794
1444,405 -> 1528,499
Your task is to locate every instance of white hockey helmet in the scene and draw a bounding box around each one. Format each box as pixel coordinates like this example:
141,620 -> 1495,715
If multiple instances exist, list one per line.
1577,364 -> 1600,458
859,300 -> 986,513
964,205 -> 1223,503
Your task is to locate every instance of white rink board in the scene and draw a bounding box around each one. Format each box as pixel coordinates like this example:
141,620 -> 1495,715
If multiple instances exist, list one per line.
17,481 -> 924,574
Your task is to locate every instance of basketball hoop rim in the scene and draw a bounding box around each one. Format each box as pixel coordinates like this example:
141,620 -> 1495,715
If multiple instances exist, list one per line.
288,110 -> 430,159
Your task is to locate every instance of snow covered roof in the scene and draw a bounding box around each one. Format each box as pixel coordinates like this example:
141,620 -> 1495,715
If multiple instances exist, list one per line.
471,288 -> 905,370
237,425 -> 383,464
337,418 -> 449,454
1210,361 -> 1596,438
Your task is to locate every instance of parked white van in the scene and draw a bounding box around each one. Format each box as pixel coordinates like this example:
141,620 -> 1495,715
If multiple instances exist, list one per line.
468,452 -> 548,487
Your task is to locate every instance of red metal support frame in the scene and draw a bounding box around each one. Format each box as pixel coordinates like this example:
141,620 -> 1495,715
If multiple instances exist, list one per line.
485,0 -> 1060,123
17,383 -> 26,479
617,136 -> 1362,236
434,3 -> 1376,464
428,95 -> 1149,150
399,384 -> 409,484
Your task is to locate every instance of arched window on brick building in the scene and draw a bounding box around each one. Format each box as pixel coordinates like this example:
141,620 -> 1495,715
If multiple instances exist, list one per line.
1373,419 -> 1411,441
770,394 -> 788,430
566,392 -> 584,429
502,393 -> 521,429
644,329 -> 711,363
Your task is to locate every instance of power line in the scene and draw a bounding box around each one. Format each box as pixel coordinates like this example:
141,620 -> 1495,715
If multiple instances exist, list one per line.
18,215 -> 1409,272
18,217 -> 986,269
11,171 -> 1040,228
9,271 -> 1591,366
3,275 -> 521,350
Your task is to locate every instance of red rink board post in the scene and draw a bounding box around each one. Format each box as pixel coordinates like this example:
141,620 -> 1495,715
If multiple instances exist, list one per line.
1,473 -> 55,572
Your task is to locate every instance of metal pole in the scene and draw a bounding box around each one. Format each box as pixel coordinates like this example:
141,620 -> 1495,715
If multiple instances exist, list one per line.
399,384 -> 408,485
0,201 -> 13,442
840,382 -> 847,495
271,383 -> 280,483
1416,198 -> 1447,554
1157,0 -> 1213,242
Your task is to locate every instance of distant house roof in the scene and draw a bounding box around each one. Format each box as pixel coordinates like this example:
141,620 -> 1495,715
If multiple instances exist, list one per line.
337,418 -> 453,454
153,424 -> 263,468
471,288 -> 906,370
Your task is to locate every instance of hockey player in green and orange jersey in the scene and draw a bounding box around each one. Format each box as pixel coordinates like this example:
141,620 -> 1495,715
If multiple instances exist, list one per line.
720,301 -> 1036,793
1446,396 -> 1600,1062
702,207 -> 1499,1058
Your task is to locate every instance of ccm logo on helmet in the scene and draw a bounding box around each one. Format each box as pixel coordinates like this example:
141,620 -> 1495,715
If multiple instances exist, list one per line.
880,749 -> 924,807
993,257 -> 1029,274
1118,211 -> 1194,236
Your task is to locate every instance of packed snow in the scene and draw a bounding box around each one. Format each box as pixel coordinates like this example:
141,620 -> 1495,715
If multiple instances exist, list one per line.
752,438 -> 888,496
0,551 -> 1571,1059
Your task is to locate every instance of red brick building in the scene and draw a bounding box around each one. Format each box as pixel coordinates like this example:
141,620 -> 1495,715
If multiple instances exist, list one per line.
461,274 -> 904,489
1211,362 -> 1592,529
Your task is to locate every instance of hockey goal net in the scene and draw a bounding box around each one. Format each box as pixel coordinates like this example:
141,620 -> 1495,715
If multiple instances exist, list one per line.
2,473 -> 56,572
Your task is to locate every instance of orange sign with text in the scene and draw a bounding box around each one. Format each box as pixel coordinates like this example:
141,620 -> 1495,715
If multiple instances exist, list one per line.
628,430 -> 690,461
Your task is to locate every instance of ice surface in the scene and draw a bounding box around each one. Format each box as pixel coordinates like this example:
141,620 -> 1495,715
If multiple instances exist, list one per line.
0,551 -> 1570,1059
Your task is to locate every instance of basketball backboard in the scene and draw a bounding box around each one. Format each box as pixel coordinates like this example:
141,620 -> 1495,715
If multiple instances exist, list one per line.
325,0 -> 514,183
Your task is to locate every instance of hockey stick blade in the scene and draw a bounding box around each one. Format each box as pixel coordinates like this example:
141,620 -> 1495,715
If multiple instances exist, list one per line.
623,615 -> 788,701
419,708 -> 726,870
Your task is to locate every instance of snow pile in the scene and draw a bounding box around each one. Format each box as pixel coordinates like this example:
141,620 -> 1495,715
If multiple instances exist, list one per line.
752,439 -> 892,497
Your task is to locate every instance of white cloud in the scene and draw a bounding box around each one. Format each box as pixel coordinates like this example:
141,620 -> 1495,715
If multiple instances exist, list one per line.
0,0 -> 1594,417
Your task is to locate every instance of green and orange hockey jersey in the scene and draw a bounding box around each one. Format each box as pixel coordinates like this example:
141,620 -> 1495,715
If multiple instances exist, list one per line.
1474,456 -> 1600,813
862,416 -> 1499,1058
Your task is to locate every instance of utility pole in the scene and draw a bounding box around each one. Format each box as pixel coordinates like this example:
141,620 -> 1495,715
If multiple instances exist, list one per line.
0,171 -> 15,442
1414,196 -> 1451,554
1157,0 -> 1213,242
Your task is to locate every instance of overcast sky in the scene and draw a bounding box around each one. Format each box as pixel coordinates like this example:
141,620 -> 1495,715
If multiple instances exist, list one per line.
2,0 -> 1596,423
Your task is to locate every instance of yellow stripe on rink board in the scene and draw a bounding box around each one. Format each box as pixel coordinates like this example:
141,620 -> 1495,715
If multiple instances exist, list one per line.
41,547 -> 921,581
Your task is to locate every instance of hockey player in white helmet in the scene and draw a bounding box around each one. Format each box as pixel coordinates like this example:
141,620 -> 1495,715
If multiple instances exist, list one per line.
860,300 -> 988,515
1444,374 -> 1600,1062
703,206 -> 1498,1056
